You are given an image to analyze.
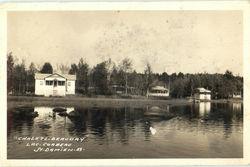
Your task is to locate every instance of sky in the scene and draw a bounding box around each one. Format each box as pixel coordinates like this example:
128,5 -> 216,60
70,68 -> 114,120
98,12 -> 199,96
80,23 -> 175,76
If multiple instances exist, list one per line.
7,11 -> 243,75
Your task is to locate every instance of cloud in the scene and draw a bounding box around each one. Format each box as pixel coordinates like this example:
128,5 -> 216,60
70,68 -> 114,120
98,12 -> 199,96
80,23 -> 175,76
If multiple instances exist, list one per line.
7,11 -> 242,75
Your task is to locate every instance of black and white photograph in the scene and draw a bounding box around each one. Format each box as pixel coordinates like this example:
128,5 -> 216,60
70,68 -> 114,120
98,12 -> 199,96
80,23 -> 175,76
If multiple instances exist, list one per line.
1,1 -> 250,166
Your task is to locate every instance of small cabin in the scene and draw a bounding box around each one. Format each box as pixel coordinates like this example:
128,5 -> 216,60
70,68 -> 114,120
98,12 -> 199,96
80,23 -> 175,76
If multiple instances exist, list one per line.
110,85 -> 125,94
232,92 -> 242,99
35,73 -> 76,96
147,86 -> 169,98
110,85 -> 137,95
194,88 -> 211,101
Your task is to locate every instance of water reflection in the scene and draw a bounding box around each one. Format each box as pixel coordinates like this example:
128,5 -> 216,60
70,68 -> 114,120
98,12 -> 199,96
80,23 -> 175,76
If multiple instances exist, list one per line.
233,102 -> 242,112
198,102 -> 211,117
7,102 -> 243,158
7,107 -> 36,135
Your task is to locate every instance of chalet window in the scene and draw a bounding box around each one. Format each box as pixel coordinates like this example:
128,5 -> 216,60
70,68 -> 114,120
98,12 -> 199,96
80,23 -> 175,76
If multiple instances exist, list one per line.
58,81 -> 65,86
46,81 -> 53,85
40,81 -> 43,85
68,82 -> 71,86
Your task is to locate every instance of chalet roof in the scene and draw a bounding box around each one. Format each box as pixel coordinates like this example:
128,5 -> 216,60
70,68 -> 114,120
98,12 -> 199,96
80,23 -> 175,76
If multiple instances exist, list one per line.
151,86 -> 168,91
196,87 -> 211,93
61,74 -> 76,80
35,73 -> 76,80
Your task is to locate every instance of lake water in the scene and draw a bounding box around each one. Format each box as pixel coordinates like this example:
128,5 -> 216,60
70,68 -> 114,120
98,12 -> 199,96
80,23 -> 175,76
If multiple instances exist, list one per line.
7,102 -> 243,159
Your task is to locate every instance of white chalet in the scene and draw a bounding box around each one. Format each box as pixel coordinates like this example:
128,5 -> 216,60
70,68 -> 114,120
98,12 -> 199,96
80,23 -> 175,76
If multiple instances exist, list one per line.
194,88 -> 211,101
147,86 -> 169,98
35,73 -> 76,96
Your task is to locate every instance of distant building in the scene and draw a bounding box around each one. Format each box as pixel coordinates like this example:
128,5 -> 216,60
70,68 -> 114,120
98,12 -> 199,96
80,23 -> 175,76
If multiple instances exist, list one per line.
147,86 -> 169,98
194,88 -> 211,101
110,85 -> 125,94
232,92 -> 242,98
35,73 -> 76,96
110,84 -> 137,95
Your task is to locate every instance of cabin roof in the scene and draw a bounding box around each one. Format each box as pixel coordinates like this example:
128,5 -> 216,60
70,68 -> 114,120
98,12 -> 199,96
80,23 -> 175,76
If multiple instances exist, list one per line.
151,86 -> 168,91
196,87 -> 211,93
35,73 -> 76,80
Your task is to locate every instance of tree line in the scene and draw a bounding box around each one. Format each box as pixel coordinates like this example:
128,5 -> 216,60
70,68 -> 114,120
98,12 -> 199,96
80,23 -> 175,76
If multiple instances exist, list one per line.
7,52 -> 243,99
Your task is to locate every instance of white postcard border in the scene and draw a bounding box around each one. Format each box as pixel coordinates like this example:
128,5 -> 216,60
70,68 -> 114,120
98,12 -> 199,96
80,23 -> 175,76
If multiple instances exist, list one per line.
0,1 -> 249,166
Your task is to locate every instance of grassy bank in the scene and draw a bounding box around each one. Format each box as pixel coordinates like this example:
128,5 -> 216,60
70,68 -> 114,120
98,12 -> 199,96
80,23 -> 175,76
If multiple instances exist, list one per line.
7,95 -> 191,108
7,95 -> 243,108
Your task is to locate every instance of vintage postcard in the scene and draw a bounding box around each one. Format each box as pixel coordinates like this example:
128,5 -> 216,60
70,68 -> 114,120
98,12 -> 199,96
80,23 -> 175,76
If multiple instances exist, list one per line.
0,1 -> 249,166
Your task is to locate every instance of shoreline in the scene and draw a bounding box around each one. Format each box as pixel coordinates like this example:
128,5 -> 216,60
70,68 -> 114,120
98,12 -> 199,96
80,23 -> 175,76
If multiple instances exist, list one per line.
7,95 -> 243,108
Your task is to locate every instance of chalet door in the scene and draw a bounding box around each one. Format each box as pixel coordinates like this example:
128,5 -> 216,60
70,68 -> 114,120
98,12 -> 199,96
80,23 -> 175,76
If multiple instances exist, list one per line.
53,80 -> 58,96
